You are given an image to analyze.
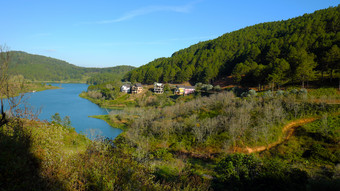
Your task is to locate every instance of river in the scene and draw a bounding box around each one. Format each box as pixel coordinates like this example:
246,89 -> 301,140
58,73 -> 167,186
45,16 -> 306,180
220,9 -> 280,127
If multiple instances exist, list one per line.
6,83 -> 122,140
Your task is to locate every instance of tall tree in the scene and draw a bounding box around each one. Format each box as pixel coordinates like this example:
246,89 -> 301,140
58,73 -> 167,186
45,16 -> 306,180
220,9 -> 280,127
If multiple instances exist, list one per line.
145,66 -> 160,84
323,45 -> 340,81
292,49 -> 317,88
267,58 -> 290,89
0,45 -> 10,127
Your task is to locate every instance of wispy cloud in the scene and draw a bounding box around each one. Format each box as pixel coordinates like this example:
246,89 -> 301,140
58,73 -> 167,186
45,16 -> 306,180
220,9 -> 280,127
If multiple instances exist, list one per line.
81,1 -> 201,24
93,35 -> 216,47
44,49 -> 57,52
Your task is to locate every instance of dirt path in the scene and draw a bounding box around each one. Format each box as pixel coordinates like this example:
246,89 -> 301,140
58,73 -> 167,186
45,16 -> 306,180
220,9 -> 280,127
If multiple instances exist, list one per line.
236,117 -> 319,154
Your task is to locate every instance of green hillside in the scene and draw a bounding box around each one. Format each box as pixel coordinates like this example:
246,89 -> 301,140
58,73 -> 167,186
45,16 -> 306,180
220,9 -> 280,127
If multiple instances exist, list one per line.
8,51 -> 135,83
124,6 -> 340,87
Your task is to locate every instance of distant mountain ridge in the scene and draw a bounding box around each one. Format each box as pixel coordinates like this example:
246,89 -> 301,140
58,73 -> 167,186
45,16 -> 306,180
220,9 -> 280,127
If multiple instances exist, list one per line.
8,51 -> 135,83
124,5 -> 340,87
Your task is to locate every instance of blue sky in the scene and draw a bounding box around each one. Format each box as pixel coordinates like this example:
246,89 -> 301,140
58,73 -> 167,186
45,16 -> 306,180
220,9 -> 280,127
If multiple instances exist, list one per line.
1,0 -> 338,68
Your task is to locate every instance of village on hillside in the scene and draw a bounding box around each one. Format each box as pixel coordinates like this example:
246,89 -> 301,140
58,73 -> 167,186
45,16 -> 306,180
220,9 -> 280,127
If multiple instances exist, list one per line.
120,82 -> 221,95
120,82 -> 191,95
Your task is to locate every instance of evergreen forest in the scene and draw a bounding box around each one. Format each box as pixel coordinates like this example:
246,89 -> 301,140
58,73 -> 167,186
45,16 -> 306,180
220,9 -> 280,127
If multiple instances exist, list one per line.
8,51 -> 135,83
124,6 -> 340,88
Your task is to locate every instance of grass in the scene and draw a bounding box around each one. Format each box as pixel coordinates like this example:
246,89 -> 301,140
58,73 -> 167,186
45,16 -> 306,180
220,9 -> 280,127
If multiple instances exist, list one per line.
89,114 -> 128,130
0,82 -> 60,98
79,92 -> 136,109
0,119 -> 91,190
261,114 -> 340,172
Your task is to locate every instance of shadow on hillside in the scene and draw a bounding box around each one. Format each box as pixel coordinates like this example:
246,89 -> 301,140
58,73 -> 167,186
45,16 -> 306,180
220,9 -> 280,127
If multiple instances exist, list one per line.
0,125 -> 64,190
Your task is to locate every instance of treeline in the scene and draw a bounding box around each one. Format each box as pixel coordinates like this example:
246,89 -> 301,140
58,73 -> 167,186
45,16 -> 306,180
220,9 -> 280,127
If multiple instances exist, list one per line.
86,66 -> 134,85
124,6 -> 340,87
7,51 -> 135,82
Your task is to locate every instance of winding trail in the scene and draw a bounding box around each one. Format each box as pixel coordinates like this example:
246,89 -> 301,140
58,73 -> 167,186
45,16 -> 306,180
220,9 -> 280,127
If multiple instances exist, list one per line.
236,117 -> 319,154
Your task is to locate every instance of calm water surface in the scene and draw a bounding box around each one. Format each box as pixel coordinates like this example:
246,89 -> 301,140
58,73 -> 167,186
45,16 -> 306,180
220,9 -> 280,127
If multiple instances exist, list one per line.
17,83 -> 122,139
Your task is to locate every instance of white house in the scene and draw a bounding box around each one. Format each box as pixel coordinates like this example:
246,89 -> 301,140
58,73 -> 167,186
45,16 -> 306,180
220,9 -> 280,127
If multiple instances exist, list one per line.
120,84 -> 131,93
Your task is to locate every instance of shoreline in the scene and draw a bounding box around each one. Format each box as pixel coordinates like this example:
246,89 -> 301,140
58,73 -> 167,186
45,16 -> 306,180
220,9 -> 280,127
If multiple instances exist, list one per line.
89,115 -> 127,131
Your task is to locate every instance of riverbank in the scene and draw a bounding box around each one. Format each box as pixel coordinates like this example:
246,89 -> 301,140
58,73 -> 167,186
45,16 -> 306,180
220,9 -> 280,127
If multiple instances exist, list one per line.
79,92 -> 136,109
0,82 -> 60,98
24,82 -> 61,92
2,85 -> 340,190
89,114 -> 128,131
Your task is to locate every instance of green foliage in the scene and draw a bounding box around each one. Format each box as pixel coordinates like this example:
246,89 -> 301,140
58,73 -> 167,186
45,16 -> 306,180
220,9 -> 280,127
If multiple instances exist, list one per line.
214,154 -> 261,185
124,6 -> 340,86
8,51 -> 135,83
214,154 -> 308,191
153,148 -> 174,161
86,66 -> 135,85
51,113 -> 72,128
303,115 -> 340,143
87,81 -> 122,100
213,85 -> 221,91
308,87 -> 340,99
123,91 -> 339,155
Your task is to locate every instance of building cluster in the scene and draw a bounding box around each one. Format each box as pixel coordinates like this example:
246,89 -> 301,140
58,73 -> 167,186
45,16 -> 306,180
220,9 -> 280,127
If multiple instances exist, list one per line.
154,82 -> 164,94
120,83 -> 143,94
120,82 -> 196,95
174,85 -> 195,95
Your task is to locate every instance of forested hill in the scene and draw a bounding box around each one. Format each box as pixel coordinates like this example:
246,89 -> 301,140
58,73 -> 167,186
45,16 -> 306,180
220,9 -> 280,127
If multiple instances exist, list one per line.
124,5 -> 340,86
8,51 -> 135,83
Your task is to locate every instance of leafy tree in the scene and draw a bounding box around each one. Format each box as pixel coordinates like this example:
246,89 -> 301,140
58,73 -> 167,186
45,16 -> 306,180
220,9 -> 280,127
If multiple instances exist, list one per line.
292,49 -> 317,88
267,58 -> 290,89
214,154 -> 261,190
145,66 -> 160,84
323,45 -> 340,81
123,6 -> 340,87
51,113 -> 62,124
266,42 -> 281,63
232,63 -> 249,84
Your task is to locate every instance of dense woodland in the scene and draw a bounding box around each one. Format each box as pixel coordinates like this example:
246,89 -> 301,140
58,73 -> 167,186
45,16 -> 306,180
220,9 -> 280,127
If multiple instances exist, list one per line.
124,6 -> 340,87
8,51 -> 135,83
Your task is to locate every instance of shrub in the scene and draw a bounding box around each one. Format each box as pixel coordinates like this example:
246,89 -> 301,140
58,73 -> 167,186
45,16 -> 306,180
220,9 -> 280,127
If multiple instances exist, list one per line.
201,84 -> 213,91
308,88 -> 338,98
276,90 -> 285,96
263,90 -> 273,98
214,154 -> 262,190
290,89 -> 298,95
214,154 -> 308,190
248,89 -> 257,96
213,85 -> 221,91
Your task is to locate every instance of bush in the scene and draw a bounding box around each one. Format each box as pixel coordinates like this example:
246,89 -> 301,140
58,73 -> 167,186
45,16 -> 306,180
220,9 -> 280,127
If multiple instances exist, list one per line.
214,154 -> 261,190
263,90 -> 273,98
202,84 -> 213,91
290,89 -> 298,95
88,90 -> 103,99
276,90 -> 285,96
213,85 -> 221,91
248,89 -> 257,96
308,88 -> 338,98
153,148 -> 173,161
214,154 -> 308,190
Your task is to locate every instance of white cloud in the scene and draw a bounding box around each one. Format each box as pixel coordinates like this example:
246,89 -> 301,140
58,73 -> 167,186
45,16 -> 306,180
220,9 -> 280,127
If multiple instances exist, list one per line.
82,1 -> 201,24
91,35 -> 216,47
